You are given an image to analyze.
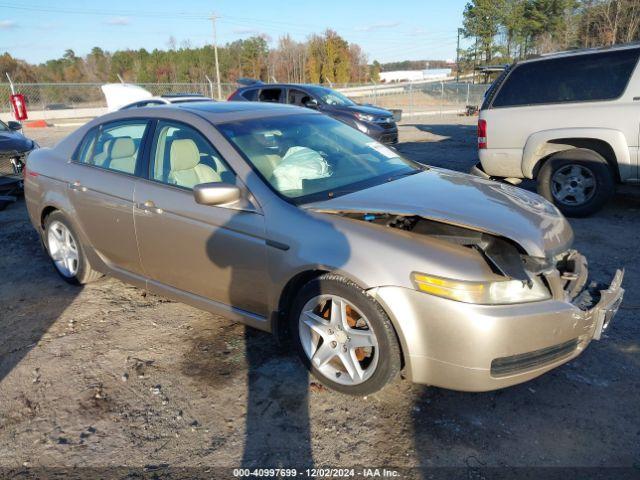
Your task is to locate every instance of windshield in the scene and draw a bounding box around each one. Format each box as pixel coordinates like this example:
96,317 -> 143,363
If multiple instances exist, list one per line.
219,114 -> 421,203
309,87 -> 356,106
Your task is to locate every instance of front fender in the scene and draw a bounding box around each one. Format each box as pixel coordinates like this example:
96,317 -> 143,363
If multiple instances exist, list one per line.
522,128 -> 630,179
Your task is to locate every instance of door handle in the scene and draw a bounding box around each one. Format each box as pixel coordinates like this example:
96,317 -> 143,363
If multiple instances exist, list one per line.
136,200 -> 163,214
68,181 -> 87,192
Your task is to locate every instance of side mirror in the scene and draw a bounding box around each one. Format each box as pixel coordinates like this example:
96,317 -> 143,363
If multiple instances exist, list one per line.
193,182 -> 241,206
303,98 -> 319,109
7,121 -> 22,131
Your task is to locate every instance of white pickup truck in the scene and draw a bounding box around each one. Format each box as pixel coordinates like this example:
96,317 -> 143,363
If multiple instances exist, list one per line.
473,44 -> 640,216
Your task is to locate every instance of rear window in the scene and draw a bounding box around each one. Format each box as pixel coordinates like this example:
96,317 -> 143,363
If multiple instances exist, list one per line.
241,89 -> 258,101
258,88 -> 282,103
492,48 -> 640,108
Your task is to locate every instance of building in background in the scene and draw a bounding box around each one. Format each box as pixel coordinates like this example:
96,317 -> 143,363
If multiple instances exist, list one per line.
379,68 -> 452,83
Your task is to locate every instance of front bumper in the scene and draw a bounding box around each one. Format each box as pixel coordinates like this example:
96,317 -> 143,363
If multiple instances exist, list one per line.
370,269 -> 624,392
366,124 -> 399,145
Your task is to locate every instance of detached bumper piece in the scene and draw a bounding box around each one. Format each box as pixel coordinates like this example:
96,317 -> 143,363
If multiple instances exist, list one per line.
589,269 -> 624,340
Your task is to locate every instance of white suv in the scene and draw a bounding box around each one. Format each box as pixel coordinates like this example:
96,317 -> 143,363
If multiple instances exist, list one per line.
474,44 -> 640,216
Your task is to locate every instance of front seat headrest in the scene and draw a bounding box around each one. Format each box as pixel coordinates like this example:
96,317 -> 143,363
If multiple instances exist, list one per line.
109,137 -> 136,159
170,139 -> 201,171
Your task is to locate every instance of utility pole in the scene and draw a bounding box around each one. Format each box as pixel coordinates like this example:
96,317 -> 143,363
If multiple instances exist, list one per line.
210,13 -> 222,100
473,36 -> 478,85
456,28 -> 462,82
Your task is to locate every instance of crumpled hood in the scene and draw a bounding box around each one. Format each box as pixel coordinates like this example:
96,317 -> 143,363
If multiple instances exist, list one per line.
0,130 -> 33,153
304,168 -> 573,258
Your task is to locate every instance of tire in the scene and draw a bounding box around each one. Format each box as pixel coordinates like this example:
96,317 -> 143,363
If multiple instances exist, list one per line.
289,273 -> 401,395
44,211 -> 102,285
537,149 -> 615,217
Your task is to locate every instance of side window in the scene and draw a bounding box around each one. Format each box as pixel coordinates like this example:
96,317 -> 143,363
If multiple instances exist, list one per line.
258,88 -> 282,103
150,120 -> 235,190
493,48 -> 640,108
80,121 -> 148,175
76,129 -> 98,164
287,88 -> 312,106
241,89 -> 258,101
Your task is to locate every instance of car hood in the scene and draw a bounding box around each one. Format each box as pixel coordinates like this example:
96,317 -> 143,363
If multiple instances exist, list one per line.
338,104 -> 393,118
0,130 -> 33,153
304,168 -> 573,258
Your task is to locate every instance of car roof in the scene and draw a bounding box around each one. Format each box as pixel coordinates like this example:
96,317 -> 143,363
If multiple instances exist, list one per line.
94,100 -> 316,127
161,93 -> 207,99
171,101 -> 316,123
176,101 -> 314,123
518,42 -> 640,64
237,83 -> 329,91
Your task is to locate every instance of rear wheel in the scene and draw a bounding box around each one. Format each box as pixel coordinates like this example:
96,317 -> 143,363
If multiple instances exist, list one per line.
537,149 -> 615,217
44,211 -> 102,285
290,274 -> 401,395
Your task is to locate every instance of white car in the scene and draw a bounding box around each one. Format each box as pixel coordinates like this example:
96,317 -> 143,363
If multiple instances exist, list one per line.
101,83 -> 214,112
474,44 -> 640,216
118,94 -> 214,110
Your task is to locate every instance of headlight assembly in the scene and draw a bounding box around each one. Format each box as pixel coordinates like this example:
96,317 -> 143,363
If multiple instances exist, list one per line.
411,272 -> 551,305
355,113 -> 375,123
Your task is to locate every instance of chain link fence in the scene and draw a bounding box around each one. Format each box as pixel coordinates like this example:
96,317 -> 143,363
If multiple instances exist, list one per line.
0,81 -> 490,120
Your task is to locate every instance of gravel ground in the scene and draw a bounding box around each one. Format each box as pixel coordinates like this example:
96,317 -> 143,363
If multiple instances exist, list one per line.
1,116 -> 639,477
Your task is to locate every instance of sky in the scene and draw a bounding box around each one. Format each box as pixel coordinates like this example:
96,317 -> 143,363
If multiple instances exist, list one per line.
0,0 -> 470,65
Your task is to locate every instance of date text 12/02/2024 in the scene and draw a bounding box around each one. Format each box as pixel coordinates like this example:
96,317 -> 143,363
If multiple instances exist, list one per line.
232,468 -> 400,477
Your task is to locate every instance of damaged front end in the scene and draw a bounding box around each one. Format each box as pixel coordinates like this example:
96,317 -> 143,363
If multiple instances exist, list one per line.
338,211 -> 547,284
317,209 -> 624,340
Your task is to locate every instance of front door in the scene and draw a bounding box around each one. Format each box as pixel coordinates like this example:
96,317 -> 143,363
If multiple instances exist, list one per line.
66,119 -> 151,275
133,119 -> 269,316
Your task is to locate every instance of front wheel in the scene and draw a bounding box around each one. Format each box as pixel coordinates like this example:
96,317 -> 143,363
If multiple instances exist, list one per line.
290,274 -> 402,395
537,149 -> 615,217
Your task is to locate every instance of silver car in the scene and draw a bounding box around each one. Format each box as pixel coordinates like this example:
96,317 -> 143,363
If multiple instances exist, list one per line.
24,102 -> 624,395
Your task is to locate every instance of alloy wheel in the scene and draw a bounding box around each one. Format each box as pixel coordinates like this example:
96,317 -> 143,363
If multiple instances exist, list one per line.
298,294 -> 379,386
47,220 -> 79,278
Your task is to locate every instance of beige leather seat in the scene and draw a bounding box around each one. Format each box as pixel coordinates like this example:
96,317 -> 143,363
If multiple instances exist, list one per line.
107,137 -> 137,174
93,138 -> 112,167
168,139 -> 221,188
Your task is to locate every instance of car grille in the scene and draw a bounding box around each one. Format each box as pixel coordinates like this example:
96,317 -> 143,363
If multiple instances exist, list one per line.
0,152 -> 24,177
491,338 -> 579,377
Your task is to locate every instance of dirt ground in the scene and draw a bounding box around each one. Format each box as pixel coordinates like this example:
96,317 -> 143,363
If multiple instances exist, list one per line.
1,116 -> 639,478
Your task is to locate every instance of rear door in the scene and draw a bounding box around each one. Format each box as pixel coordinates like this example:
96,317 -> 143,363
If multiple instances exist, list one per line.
67,119 -> 151,275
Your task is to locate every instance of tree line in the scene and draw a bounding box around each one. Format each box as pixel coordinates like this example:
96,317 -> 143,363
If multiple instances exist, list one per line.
0,29 -> 379,85
462,0 -> 640,65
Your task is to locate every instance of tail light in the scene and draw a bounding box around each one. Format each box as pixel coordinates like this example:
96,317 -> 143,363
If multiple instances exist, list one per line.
227,90 -> 239,100
477,119 -> 487,149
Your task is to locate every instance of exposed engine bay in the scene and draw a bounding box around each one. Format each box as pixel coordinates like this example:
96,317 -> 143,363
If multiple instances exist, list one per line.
342,212 -> 539,283
332,211 -> 603,310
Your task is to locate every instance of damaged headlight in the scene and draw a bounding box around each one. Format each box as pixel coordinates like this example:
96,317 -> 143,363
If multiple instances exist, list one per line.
411,272 -> 551,305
